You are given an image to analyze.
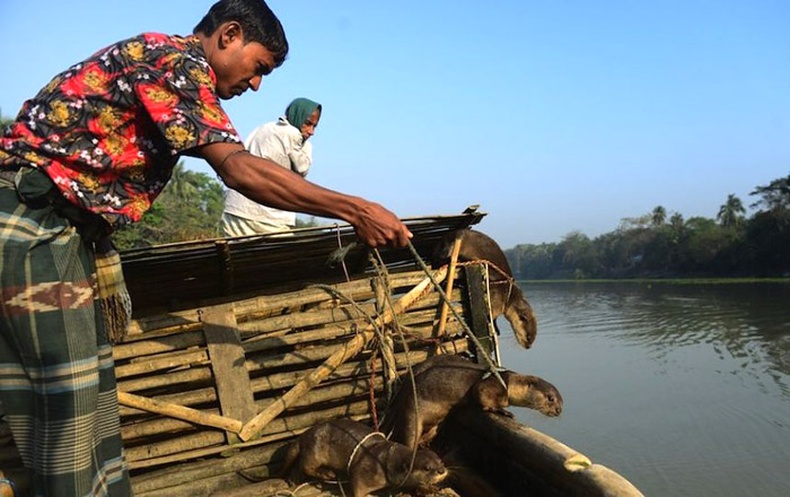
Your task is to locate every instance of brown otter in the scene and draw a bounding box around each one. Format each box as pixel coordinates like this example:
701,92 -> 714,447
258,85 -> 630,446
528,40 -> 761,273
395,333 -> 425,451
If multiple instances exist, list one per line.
280,418 -> 447,497
382,354 -> 563,449
432,229 -> 538,348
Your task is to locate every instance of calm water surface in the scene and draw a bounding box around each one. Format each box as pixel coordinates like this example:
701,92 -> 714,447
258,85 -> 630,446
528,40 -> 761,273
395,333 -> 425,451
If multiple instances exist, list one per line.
498,282 -> 790,497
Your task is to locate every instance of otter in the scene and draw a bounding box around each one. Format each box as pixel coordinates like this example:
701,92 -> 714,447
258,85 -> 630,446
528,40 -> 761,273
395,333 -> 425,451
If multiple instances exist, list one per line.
432,229 -> 538,348
382,354 -> 563,450
280,418 -> 447,497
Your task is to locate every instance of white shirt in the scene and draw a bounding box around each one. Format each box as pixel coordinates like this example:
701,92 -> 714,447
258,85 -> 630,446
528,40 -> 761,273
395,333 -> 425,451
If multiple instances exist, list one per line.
223,117 -> 313,227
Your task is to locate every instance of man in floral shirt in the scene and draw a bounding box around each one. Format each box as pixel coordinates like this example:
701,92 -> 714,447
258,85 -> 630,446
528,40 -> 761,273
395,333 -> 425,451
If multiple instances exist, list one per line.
0,1 -> 412,495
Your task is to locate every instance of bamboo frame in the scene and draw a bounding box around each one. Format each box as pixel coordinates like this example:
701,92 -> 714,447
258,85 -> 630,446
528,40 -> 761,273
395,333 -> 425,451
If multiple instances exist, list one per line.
117,391 -> 242,434
238,266 -> 449,441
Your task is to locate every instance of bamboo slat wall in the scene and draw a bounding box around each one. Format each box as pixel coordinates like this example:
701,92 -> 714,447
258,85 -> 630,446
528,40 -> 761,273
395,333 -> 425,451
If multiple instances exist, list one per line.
129,267 -> 477,495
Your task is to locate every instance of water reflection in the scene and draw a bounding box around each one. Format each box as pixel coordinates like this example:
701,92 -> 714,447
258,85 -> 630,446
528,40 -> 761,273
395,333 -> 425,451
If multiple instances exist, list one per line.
519,282 -> 790,397
498,282 -> 790,497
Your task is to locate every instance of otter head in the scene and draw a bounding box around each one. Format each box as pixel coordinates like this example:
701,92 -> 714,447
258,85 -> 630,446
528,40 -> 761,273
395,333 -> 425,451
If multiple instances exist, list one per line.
503,290 -> 538,349
387,445 -> 448,491
505,373 -> 563,417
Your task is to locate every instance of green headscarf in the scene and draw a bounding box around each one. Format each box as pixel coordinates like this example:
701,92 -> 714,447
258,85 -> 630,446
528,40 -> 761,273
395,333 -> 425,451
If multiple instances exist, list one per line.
284,97 -> 322,130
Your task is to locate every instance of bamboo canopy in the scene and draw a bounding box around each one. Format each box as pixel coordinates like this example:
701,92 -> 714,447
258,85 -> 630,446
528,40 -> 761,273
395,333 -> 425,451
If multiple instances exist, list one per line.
121,211 -> 485,317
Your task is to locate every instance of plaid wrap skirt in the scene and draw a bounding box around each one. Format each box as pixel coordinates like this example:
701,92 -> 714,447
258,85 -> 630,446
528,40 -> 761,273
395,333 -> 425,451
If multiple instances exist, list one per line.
0,176 -> 131,496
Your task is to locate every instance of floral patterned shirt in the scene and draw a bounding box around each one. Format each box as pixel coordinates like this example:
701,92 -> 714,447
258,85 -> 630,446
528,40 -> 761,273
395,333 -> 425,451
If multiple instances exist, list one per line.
0,33 -> 241,228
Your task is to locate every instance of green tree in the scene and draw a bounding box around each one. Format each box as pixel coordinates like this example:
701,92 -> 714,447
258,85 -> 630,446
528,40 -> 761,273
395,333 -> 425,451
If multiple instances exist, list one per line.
750,174 -> 790,213
559,231 -> 599,279
669,212 -> 684,230
717,194 -> 746,228
651,205 -> 667,227
505,243 -> 559,279
112,163 -> 225,249
745,174 -> 790,275
1,112 -> 13,133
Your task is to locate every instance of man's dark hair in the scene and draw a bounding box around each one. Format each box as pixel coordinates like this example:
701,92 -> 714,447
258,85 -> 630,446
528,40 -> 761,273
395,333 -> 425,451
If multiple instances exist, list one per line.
194,0 -> 289,67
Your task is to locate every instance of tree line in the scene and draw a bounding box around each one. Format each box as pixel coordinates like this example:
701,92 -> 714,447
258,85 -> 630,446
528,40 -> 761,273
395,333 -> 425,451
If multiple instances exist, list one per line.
505,174 -> 790,279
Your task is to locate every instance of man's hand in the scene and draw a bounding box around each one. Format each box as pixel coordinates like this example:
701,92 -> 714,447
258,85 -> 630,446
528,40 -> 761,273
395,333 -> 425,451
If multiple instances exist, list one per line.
350,200 -> 413,248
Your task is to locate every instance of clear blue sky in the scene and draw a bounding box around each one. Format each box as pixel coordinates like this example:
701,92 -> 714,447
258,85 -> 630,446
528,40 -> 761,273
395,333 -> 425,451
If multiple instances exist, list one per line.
2,1 -> 788,248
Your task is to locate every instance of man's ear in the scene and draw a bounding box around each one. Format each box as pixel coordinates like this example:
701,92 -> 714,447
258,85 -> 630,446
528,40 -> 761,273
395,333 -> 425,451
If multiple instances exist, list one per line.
218,21 -> 243,49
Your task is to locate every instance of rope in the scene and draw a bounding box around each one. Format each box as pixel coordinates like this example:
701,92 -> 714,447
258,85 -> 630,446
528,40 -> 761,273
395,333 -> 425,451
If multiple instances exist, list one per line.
346,431 -> 386,474
332,224 -> 352,282
274,482 -> 311,496
456,258 -> 516,307
317,237 -> 507,487
369,253 -> 399,398
306,284 -> 380,336
366,251 -> 403,428
369,249 -> 423,489
367,349 -> 381,430
405,240 -> 507,388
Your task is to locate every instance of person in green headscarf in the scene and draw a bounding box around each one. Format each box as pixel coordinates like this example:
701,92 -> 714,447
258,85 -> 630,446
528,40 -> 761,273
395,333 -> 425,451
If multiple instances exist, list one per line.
222,97 -> 322,236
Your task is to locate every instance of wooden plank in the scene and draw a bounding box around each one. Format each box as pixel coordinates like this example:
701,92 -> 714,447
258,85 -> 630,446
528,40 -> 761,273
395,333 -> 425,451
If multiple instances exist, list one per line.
464,265 -> 496,360
201,304 -> 257,443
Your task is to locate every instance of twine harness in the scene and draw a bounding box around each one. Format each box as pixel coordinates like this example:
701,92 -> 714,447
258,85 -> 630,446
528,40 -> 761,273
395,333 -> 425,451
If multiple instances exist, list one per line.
346,431 -> 387,474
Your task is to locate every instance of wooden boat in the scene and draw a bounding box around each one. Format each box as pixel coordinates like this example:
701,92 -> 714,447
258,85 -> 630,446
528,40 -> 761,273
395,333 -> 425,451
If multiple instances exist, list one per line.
0,209 -> 644,496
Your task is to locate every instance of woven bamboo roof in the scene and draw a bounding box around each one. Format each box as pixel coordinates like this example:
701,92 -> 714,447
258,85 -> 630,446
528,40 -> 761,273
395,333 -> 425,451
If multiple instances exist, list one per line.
121,209 -> 485,317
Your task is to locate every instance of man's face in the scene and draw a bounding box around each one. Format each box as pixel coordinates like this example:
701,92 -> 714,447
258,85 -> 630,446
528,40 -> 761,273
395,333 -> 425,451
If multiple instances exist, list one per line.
212,36 -> 276,100
301,109 -> 321,141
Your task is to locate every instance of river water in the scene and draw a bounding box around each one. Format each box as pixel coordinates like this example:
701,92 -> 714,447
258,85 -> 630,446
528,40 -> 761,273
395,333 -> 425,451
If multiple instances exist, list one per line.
498,282 -> 790,497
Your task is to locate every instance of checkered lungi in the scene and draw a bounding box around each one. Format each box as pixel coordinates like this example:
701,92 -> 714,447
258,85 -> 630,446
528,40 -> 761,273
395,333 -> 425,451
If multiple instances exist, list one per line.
0,175 -> 131,496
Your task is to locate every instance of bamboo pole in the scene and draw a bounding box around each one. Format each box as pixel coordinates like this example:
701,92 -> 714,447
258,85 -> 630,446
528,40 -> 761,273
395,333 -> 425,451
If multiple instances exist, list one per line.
121,376 -> 382,441
245,336 -> 467,401
115,274 -> 463,367
238,266 -> 448,441
127,400 -> 371,468
123,269 -> 440,342
115,315 -> 465,397
115,349 -> 209,379
119,337 -> 469,431
116,365 -> 212,394
113,329 -> 205,360
123,312 -> 204,342
211,478 -> 294,497
117,391 -> 242,434
135,471 -> 243,497
116,289 -> 461,372
437,235 -> 463,336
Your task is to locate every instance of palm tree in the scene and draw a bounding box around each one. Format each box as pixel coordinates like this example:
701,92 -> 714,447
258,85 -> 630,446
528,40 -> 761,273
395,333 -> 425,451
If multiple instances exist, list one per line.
669,212 -> 684,229
167,162 -> 199,202
651,206 -> 666,227
717,194 -> 745,228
